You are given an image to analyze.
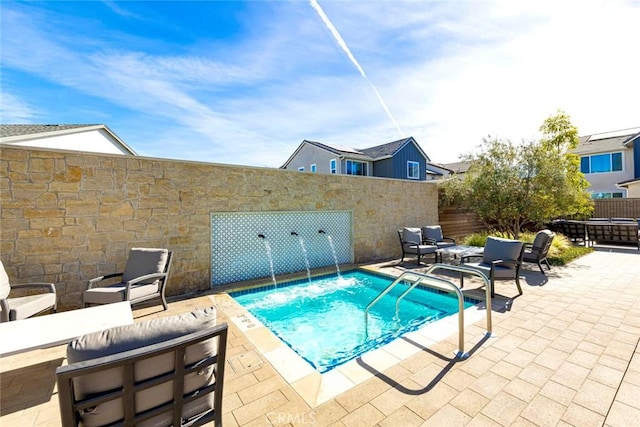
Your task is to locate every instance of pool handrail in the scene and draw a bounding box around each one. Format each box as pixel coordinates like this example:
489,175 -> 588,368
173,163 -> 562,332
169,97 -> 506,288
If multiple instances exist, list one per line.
364,264 -> 492,359
425,263 -> 493,335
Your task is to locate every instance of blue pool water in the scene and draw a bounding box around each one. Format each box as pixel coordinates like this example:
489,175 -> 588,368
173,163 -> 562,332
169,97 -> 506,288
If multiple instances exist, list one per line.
231,270 -> 479,373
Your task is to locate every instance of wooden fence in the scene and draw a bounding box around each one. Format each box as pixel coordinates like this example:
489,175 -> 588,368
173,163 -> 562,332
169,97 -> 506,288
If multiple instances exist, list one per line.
438,198 -> 640,239
438,207 -> 486,239
593,198 -> 640,219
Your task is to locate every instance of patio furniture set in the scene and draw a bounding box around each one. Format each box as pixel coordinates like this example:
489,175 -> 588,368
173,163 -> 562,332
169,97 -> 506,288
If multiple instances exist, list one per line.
1,248 -> 228,426
398,226 -> 556,299
549,217 -> 640,249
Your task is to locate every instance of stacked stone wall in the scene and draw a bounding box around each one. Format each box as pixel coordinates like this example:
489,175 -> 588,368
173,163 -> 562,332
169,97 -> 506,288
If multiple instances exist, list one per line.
0,146 -> 438,310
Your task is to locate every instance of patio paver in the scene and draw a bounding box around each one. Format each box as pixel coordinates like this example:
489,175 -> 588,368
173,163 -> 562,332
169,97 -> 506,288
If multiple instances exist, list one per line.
1,248 -> 639,426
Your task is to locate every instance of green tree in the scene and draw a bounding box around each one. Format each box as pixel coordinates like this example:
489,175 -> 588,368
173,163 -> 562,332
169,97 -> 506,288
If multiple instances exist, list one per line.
440,111 -> 593,238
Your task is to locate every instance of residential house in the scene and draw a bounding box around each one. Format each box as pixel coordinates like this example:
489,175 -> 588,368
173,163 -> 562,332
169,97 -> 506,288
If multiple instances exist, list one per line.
574,128 -> 640,198
440,160 -> 472,175
281,137 -> 444,180
0,124 -> 137,156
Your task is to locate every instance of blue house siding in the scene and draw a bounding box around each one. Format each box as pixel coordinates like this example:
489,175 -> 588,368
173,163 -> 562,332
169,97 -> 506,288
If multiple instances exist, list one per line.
634,141 -> 640,179
389,142 -> 426,180
282,136 -> 432,181
371,157 -> 394,178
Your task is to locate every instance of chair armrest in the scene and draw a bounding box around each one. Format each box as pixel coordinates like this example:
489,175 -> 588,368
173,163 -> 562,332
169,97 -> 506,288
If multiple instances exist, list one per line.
11,283 -> 56,294
423,238 -> 437,245
0,299 -> 9,322
461,254 -> 483,263
402,240 -> 421,248
491,259 -> 519,269
443,236 -> 456,244
87,272 -> 124,289
125,272 -> 168,287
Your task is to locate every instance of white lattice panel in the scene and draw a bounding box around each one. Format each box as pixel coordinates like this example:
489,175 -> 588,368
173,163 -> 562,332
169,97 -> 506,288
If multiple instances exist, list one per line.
211,211 -> 353,286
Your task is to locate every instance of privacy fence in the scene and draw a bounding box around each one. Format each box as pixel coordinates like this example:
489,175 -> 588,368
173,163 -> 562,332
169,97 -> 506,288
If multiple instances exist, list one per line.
593,198 -> 640,219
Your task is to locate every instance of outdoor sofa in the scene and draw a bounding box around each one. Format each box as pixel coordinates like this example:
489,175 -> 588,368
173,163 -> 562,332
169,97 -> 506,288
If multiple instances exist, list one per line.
549,218 -> 639,250
56,307 -> 227,426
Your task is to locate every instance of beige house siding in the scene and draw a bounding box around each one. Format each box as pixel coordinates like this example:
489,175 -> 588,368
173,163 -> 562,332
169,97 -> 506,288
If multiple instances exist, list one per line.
0,146 -> 439,310
282,143 -> 337,174
580,148 -> 634,197
625,182 -> 640,198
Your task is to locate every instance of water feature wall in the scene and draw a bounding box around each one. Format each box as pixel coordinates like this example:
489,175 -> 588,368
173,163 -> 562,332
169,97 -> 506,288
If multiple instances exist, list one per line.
211,210 -> 353,286
3,145 -> 439,309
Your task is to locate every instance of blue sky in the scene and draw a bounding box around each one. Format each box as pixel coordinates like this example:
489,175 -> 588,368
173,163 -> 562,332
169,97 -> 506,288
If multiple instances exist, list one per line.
2,0 -> 639,167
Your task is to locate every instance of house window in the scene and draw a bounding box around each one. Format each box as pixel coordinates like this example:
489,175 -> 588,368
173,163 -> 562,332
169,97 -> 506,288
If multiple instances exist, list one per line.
298,166 -> 304,172
346,160 -> 366,176
591,192 -> 624,199
580,152 -> 623,174
407,161 -> 420,179
330,159 -> 337,174
310,164 -> 317,173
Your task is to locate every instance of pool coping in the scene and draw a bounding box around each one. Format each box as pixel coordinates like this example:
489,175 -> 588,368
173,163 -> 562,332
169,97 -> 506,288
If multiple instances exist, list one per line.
214,269 -> 492,407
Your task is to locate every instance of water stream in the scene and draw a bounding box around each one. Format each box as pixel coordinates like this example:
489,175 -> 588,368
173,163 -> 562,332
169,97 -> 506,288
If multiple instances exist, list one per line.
262,239 -> 277,287
298,237 -> 312,282
327,235 -> 341,277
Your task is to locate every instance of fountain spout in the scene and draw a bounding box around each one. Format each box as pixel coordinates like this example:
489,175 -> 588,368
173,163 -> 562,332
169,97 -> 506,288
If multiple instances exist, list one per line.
290,231 -> 298,236
258,233 -> 266,239
318,230 -> 326,234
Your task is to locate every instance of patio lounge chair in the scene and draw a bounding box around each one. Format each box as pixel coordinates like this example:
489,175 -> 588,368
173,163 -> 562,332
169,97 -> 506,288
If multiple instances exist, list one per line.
0,260 -> 57,322
398,228 -> 437,265
84,248 -> 173,310
522,229 -> 555,274
421,225 -> 456,249
460,236 -> 525,298
56,307 -> 227,426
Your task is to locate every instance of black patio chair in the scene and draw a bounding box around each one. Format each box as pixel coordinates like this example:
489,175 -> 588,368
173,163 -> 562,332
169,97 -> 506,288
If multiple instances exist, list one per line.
522,229 -> 555,274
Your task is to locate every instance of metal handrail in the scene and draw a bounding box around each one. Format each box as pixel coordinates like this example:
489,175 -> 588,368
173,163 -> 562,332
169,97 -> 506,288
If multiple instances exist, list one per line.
364,264 -> 493,359
424,263 -> 493,335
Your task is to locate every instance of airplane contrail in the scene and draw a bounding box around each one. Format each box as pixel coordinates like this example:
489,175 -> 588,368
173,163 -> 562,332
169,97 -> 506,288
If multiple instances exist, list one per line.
309,0 -> 404,136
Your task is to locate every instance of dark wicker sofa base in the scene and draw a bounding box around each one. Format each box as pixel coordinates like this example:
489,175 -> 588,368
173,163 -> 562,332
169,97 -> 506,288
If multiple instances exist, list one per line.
550,219 -> 639,250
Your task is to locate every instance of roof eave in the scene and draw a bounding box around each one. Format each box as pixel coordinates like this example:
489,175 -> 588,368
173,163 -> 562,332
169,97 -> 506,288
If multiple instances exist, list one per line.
0,124 -> 137,156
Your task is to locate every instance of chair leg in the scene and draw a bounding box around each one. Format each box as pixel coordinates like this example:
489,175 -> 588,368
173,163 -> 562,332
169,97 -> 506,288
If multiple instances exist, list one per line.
537,261 -> 545,275
490,278 -> 495,298
515,275 -> 523,295
160,294 -> 168,311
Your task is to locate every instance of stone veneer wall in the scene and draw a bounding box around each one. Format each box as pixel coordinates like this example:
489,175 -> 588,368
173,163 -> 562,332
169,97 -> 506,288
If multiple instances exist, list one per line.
0,146 -> 438,310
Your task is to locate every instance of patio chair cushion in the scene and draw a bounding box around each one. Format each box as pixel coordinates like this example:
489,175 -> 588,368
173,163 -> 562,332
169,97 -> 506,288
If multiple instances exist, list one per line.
122,248 -> 169,284
421,226 -> 444,242
464,262 -> 517,279
0,262 -> 9,299
3,293 -> 57,321
482,237 -> 522,265
66,307 -> 218,427
402,227 -> 436,255
82,283 -> 160,305
402,227 -> 422,245
531,230 -> 551,250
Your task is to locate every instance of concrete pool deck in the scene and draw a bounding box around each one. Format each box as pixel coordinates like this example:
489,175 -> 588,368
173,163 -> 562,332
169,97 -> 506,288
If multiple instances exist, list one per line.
1,248 -> 639,426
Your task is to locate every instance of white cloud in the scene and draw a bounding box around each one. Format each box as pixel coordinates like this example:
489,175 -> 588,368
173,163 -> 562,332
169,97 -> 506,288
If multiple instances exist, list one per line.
1,0 -> 639,167
0,92 -> 37,122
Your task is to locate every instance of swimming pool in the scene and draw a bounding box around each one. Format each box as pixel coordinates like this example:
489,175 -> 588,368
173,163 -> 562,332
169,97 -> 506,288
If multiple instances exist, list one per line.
231,270 -> 479,373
